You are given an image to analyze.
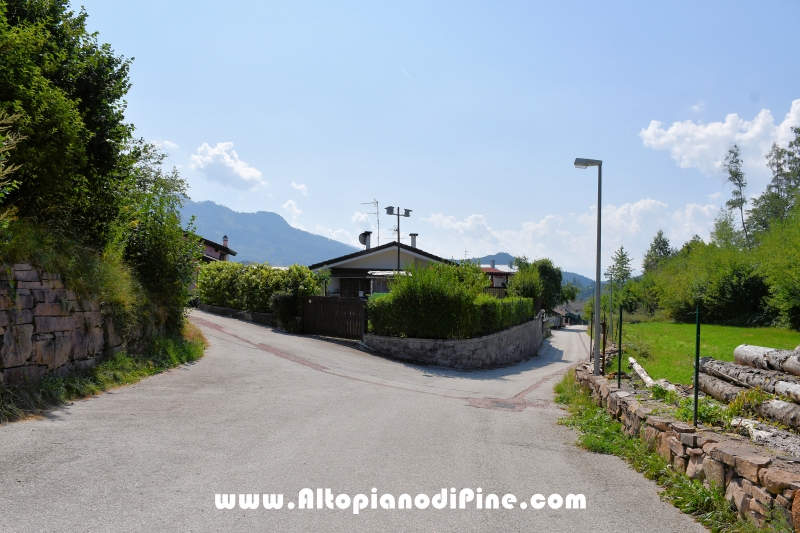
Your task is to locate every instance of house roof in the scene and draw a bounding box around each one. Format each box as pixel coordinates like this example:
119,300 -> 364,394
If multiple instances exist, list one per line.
202,237 -> 237,257
309,241 -> 453,271
480,264 -> 518,274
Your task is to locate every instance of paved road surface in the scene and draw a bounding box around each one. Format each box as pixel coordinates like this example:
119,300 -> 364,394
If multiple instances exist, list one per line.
0,310 -> 706,532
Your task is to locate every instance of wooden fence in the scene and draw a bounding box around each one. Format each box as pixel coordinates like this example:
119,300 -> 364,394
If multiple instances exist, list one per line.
302,296 -> 365,340
483,287 -> 507,298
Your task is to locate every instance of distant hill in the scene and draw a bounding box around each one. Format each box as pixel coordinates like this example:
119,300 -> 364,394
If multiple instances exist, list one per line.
469,252 -> 595,288
180,200 -> 358,266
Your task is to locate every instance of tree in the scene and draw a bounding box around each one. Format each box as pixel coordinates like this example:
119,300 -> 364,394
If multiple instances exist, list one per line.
0,0 -> 133,246
608,246 -> 632,283
642,230 -> 675,273
748,129 -> 800,238
710,208 -> 746,249
722,144 -> 750,248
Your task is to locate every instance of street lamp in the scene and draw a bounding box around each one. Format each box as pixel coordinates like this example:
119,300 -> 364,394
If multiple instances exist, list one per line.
574,157 -> 603,376
385,206 -> 412,272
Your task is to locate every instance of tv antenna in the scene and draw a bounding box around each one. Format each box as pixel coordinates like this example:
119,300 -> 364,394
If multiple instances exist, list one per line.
361,199 -> 380,246
464,250 -> 471,263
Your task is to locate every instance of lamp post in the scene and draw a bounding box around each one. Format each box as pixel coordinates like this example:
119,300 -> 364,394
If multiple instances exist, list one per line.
385,206 -> 412,272
575,158 -> 603,376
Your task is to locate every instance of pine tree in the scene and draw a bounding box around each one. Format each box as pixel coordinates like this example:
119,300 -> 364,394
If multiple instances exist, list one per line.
642,230 -> 674,273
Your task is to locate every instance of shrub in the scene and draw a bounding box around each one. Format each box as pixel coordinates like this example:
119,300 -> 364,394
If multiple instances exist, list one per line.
270,291 -> 300,332
367,263 -> 535,339
195,261 -> 247,309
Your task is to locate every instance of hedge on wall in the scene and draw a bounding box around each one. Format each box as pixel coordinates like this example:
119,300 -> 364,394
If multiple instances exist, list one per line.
195,262 -> 321,313
367,263 -> 535,339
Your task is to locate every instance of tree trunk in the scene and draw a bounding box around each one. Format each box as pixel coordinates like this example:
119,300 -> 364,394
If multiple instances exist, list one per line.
698,373 -> 744,403
699,357 -> 800,404
733,344 -> 800,378
629,357 -> 654,387
754,400 -> 800,430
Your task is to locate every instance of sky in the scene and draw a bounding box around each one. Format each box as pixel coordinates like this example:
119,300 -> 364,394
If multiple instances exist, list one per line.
79,0 -> 800,278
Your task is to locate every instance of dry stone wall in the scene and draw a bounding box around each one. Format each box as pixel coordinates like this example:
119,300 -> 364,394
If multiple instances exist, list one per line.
576,363 -> 800,528
0,263 -> 122,385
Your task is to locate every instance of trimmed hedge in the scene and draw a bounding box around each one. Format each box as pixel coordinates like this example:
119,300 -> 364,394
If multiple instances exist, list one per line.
195,262 -> 320,313
367,263 -> 535,339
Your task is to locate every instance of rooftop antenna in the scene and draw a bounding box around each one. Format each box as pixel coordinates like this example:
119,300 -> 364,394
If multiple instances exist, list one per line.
361,199 -> 380,246
464,250 -> 471,263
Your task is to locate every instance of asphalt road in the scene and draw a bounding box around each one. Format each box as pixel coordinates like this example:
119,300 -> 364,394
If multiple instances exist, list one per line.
0,310 -> 707,532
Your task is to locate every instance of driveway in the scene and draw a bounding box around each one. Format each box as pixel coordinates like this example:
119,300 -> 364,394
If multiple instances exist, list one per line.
0,310 -> 706,532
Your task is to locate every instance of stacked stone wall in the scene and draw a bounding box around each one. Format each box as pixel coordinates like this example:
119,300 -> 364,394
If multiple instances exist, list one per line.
576,364 -> 800,528
0,263 -> 122,385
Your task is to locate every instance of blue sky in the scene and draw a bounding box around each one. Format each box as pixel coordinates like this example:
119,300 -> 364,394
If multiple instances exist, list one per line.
80,0 -> 800,277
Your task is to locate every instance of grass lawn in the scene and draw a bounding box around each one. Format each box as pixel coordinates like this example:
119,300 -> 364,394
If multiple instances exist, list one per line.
611,322 -> 800,385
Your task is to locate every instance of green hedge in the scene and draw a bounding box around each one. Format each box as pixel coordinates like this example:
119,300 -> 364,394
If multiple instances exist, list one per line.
366,263 -> 535,339
195,262 -> 320,313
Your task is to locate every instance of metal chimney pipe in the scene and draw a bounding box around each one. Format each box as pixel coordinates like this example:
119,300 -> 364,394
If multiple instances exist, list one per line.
409,233 -> 418,248
365,231 -> 372,249
490,260 -> 495,268
223,235 -> 229,247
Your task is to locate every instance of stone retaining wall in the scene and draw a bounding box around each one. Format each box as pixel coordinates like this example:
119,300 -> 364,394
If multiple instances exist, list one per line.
1,264 -> 122,385
363,314 -> 545,370
575,364 -> 800,528
197,303 -> 279,328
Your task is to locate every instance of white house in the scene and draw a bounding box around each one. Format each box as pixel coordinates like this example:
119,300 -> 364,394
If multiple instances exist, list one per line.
308,232 -> 452,298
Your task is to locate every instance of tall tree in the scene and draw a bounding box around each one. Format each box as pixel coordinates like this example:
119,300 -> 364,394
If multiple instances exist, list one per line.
642,230 -> 674,273
722,144 -> 750,248
748,128 -> 800,237
0,0 -> 133,247
609,246 -> 633,283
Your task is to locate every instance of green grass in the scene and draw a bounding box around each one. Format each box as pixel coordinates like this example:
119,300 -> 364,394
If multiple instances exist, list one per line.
616,322 -> 800,384
554,372 -> 791,533
0,322 -> 206,424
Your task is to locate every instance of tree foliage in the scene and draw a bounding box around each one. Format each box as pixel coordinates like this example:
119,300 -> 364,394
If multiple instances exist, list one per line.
641,230 -> 675,273
0,0 -> 133,245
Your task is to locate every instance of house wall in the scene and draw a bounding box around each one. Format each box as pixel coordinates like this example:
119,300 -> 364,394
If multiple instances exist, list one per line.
337,249 -> 431,270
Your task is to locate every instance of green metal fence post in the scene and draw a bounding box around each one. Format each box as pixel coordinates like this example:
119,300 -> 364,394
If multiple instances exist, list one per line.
694,305 -> 700,427
618,305 -> 623,388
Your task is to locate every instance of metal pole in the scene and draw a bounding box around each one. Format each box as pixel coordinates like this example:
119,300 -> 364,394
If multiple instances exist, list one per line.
593,164 -> 602,375
618,305 -> 623,388
589,311 -> 594,362
396,209 -> 401,272
609,272 -> 614,344
694,305 -> 700,427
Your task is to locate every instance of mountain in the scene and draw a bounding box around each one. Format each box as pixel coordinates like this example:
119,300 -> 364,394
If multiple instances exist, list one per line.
468,252 -> 595,288
180,200 -> 358,266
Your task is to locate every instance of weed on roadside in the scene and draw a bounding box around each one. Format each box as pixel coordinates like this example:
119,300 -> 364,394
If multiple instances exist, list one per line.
0,323 -> 206,424
554,372 -> 790,533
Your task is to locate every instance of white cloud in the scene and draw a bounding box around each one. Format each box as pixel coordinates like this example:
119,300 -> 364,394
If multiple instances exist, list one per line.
691,100 -> 705,113
291,181 -> 308,195
351,211 -> 370,225
281,199 -> 302,221
314,225 -> 359,246
707,191 -> 723,201
640,99 -> 800,178
189,142 -> 265,190
161,140 -> 179,150
421,198 -> 718,275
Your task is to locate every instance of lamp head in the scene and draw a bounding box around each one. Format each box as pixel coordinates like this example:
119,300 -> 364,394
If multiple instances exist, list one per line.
385,206 -> 395,215
574,158 -> 602,169
403,209 -> 412,217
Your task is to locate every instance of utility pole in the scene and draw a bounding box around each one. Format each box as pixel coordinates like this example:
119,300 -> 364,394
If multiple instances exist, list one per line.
361,199 -> 380,246
385,206 -> 411,272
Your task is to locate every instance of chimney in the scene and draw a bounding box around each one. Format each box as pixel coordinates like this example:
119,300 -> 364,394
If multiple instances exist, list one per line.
490,260 -> 496,268
223,235 -> 229,247
360,231 -> 372,249
410,233 -> 418,248
509,260 -> 513,268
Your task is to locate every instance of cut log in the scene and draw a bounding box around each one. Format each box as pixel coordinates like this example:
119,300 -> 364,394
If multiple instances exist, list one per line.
698,373 -> 744,403
629,357 -> 655,387
700,357 -> 800,388
754,399 -> 800,430
734,344 -> 773,369
628,357 -> 678,391
733,344 -> 800,378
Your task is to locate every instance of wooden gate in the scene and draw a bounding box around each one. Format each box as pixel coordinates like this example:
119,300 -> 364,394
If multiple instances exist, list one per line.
302,296 -> 365,340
